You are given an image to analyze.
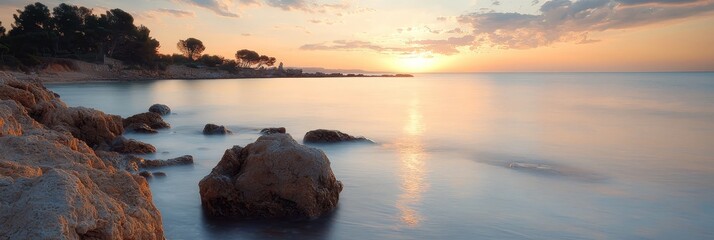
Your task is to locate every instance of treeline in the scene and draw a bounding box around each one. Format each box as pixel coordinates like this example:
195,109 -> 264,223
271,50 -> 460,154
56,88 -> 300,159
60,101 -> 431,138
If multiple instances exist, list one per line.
0,2 -> 279,72
0,2 -> 159,69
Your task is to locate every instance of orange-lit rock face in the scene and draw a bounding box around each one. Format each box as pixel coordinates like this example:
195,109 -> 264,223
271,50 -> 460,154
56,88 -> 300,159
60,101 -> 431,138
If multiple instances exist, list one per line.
0,74 -> 164,239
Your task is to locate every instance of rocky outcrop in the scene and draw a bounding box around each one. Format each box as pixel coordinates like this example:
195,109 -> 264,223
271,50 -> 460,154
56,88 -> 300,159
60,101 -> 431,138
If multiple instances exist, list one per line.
95,150 -> 143,172
303,129 -> 373,144
125,123 -> 158,134
199,133 -> 342,218
123,112 -> 170,130
0,75 -> 164,239
260,127 -> 286,135
141,155 -> 194,168
203,123 -> 232,135
0,76 -> 124,148
148,104 -> 171,116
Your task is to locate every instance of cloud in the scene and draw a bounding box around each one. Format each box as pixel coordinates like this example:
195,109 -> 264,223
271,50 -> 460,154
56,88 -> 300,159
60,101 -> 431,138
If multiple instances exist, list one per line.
173,0 -> 239,17
407,36 -> 475,55
153,8 -> 196,18
458,0 -> 714,49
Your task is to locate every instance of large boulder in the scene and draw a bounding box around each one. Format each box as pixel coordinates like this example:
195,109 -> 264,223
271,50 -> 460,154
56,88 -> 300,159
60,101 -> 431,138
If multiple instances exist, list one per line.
148,104 -> 171,116
123,112 -> 170,130
0,80 -> 164,240
199,133 -> 342,218
303,129 -> 373,144
203,123 -> 232,135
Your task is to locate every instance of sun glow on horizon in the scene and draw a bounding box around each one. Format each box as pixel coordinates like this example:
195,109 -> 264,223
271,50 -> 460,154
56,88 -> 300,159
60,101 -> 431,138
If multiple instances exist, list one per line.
394,54 -> 439,73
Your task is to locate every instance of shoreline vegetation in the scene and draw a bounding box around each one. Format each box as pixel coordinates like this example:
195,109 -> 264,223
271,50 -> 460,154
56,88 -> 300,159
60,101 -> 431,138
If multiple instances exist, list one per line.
0,2 -> 412,84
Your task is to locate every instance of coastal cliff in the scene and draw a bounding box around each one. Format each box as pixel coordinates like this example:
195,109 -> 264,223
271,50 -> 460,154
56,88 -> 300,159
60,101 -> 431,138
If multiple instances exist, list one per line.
0,73 -> 164,239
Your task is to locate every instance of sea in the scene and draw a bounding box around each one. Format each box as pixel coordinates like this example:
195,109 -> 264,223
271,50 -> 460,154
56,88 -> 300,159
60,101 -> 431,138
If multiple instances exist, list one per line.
47,73 -> 714,239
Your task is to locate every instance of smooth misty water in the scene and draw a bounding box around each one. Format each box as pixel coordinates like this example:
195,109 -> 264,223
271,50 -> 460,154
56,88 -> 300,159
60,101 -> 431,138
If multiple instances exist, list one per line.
48,73 -> 714,239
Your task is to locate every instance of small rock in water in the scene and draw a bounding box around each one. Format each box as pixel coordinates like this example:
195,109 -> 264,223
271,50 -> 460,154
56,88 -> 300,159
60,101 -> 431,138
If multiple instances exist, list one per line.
148,104 -> 171,116
124,112 -> 170,129
139,171 -> 152,178
153,171 -> 167,177
260,127 -> 286,135
203,123 -> 232,135
303,129 -> 373,144
125,123 -> 158,134
101,136 -> 156,154
141,155 -> 194,168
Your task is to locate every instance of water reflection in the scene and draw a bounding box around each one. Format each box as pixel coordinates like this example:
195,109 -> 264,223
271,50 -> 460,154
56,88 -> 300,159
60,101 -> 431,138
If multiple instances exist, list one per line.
395,97 -> 428,227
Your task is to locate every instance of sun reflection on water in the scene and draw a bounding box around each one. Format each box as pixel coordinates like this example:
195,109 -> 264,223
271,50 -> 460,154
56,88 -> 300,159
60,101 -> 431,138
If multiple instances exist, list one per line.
395,97 -> 428,227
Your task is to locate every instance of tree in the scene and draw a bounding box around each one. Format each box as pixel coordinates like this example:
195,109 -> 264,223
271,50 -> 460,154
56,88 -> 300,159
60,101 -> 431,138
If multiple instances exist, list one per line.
99,8 -> 136,58
235,49 -> 260,68
0,21 -> 5,37
199,54 -> 224,67
177,38 -> 205,61
10,2 -> 52,35
9,2 -> 56,57
52,3 -> 94,54
256,55 -> 276,68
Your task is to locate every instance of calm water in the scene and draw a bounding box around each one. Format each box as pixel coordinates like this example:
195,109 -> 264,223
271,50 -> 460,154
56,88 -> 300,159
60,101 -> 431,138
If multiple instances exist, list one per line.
48,73 -> 714,239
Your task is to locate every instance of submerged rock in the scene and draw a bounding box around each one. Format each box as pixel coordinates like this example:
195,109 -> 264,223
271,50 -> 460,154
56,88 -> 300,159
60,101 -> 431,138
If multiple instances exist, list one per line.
260,127 -> 286,135
148,104 -> 171,116
125,122 -> 158,134
203,123 -> 232,135
123,112 -> 170,130
0,75 -> 163,239
141,155 -> 194,168
303,129 -> 373,144
199,133 -> 342,218
139,170 -> 153,178
153,171 -> 167,177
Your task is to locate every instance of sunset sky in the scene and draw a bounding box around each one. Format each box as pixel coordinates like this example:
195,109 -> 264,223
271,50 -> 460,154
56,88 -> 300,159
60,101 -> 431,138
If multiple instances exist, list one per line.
1,0 -> 714,72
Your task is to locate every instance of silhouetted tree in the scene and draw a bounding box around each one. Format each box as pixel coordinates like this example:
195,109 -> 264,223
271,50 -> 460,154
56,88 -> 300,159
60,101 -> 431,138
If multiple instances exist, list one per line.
0,21 -> 5,36
10,2 -> 52,35
99,8 -> 136,58
52,3 -> 93,54
256,55 -> 276,68
235,49 -> 260,68
9,2 -> 56,58
199,54 -> 224,67
177,38 -> 205,61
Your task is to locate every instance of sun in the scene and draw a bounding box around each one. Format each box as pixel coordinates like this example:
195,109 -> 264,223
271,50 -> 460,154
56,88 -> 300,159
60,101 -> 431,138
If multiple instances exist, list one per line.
395,54 -> 438,73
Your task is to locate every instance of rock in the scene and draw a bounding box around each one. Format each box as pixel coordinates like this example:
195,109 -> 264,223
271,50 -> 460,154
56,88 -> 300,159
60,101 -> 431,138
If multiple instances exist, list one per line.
260,127 -> 286,135
125,122 -> 158,134
199,133 -> 343,218
123,112 -> 170,130
139,171 -> 153,178
0,75 -> 163,239
103,136 -> 157,154
95,151 -> 143,172
141,155 -> 194,168
148,104 -> 171,116
203,123 -> 232,135
0,77 -> 124,148
153,171 -> 167,177
303,129 -> 373,144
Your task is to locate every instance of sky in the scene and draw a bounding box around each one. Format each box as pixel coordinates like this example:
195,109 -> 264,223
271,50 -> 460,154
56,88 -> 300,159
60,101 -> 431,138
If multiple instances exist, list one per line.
1,0 -> 714,72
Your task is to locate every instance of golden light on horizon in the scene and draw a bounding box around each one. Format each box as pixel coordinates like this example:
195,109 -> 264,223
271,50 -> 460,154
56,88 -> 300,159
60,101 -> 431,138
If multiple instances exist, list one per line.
394,54 -> 439,73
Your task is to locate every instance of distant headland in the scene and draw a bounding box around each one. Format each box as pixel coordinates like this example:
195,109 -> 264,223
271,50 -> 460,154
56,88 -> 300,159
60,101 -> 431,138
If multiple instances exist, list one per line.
0,2 -> 412,83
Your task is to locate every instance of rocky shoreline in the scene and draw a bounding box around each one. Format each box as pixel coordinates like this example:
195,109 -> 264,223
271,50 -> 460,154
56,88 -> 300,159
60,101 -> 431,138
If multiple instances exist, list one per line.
0,72 -> 362,238
5,59 -> 413,84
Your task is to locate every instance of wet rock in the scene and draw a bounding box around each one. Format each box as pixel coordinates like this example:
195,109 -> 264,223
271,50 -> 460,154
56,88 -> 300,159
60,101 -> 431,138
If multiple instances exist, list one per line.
104,136 -> 157,154
203,123 -> 232,135
148,104 -> 171,116
141,155 -> 194,168
95,151 -> 143,172
125,123 -> 158,134
153,171 -> 167,177
260,127 -> 286,135
123,112 -> 170,130
303,129 -> 373,144
199,133 -> 343,218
